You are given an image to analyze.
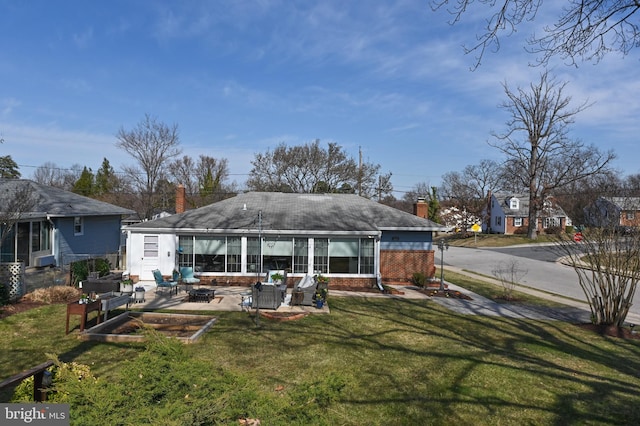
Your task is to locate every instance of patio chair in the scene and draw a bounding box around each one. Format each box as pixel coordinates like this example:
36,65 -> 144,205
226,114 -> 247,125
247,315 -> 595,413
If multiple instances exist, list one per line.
292,274 -> 317,306
179,266 -> 200,292
251,282 -> 283,310
152,269 -> 178,297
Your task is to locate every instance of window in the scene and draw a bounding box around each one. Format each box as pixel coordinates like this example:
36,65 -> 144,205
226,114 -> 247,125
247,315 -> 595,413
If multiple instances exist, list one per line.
293,238 -> 309,273
143,236 -> 158,257
509,198 -> 519,209
514,217 -> 522,227
313,238 -> 329,274
74,217 -> 83,236
263,237 -> 292,271
495,216 -> 501,226
194,237 -> 226,272
359,238 -> 375,274
543,217 -> 560,228
178,236 -> 193,267
626,211 -> 635,220
247,237 -> 261,273
227,237 -> 242,272
329,238 -> 359,273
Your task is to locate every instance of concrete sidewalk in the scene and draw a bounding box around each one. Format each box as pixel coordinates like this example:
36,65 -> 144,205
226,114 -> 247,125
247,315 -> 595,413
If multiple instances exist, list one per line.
443,266 -> 640,325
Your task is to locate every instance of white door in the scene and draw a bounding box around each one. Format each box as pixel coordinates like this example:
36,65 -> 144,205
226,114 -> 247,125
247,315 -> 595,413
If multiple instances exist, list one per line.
139,235 -> 159,281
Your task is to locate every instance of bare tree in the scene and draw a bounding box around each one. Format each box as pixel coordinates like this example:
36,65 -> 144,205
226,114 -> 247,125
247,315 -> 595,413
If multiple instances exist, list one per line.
440,159 -> 505,222
554,224 -> 640,328
491,70 -> 615,239
431,0 -> 640,68
247,140 -> 391,198
31,162 -> 82,190
555,169 -> 623,226
492,259 -> 527,301
168,154 -> 230,208
0,180 -> 36,248
116,114 -> 181,219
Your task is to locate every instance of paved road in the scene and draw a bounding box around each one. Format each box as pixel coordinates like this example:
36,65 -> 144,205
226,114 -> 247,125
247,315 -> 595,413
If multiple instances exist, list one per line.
437,244 -> 640,319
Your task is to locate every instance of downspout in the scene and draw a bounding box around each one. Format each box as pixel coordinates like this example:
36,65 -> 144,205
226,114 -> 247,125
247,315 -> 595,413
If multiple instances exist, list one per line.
373,233 -> 384,291
46,214 -> 57,266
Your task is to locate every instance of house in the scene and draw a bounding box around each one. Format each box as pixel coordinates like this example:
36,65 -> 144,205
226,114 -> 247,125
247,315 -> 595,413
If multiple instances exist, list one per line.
0,179 -> 135,268
484,192 -> 570,235
584,197 -> 640,229
125,191 -> 447,288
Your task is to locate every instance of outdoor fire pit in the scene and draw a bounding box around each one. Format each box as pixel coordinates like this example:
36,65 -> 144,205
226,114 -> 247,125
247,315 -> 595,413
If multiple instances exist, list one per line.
188,288 -> 215,303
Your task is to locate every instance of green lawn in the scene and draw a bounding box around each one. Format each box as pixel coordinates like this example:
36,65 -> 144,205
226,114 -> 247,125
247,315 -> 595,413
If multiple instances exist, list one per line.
441,233 -> 558,248
2,281 -> 640,424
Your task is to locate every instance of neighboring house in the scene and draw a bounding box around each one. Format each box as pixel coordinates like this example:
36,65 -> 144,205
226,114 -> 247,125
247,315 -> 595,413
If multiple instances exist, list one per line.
0,179 -> 135,268
484,192 -> 570,235
125,191 -> 447,288
584,197 -> 640,229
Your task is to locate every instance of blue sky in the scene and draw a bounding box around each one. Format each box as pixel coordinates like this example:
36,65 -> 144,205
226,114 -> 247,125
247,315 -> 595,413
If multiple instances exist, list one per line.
1,1 -> 638,197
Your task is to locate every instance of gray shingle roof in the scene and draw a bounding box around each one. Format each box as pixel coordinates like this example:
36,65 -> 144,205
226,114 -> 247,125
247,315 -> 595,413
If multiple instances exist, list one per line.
128,192 -> 445,234
602,197 -> 640,210
0,179 -> 135,218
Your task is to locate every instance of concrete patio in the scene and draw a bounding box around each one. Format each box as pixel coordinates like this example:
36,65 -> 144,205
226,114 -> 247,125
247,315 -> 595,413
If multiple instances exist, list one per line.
127,283 -> 334,314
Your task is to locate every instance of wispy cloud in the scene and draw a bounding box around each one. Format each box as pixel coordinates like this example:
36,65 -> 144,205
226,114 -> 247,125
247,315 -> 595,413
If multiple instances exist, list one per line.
73,27 -> 94,49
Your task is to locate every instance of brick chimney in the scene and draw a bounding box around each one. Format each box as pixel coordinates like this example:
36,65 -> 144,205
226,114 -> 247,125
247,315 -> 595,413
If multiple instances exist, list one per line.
413,197 -> 428,219
176,184 -> 186,214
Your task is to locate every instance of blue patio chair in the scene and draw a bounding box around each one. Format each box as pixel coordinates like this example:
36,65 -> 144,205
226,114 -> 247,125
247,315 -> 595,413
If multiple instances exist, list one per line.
152,269 -> 178,297
179,266 -> 200,292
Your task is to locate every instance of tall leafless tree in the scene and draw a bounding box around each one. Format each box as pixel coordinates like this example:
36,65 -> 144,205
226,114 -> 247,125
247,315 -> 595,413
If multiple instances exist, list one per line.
31,162 -> 83,190
491,71 -> 615,239
116,114 -> 182,219
440,159 -> 505,220
247,140 -> 392,198
431,0 -> 640,68
168,154 -> 231,208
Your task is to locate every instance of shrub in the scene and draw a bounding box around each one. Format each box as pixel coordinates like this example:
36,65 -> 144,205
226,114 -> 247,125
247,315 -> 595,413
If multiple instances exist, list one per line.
410,272 -> 427,287
544,226 -> 563,235
0,282 -> 9,306
22,286 -> 81,304
93,258 -> 111,277
513,227 -> 528,235
70,260 -> 89,285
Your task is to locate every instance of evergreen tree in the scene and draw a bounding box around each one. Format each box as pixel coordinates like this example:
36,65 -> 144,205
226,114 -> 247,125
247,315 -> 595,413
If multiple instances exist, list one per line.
73,167 -> 95,197
0,155 -> 20,179
95,158 -> 117,195
427,186 -> 440,223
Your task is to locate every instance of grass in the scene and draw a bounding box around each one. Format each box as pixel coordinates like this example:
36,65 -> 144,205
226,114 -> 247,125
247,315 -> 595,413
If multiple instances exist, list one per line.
2,278 -> 640,424
440,233 -> 557,248
439,269 -> 570,308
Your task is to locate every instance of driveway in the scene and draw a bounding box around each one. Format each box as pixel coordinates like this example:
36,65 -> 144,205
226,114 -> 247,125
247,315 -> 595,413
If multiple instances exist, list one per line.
437,245 -> 640,323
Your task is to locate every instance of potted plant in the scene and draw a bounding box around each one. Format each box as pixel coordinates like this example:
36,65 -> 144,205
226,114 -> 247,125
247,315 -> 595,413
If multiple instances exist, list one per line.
120,278 -> 134,293
133,286 -> 145,303
316,274 -> 329,290
270,272 -> 285,284
314,287 -> 328,308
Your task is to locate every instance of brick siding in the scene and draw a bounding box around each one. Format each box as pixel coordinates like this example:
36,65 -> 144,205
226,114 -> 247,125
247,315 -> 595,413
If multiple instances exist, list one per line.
380,249 -> 435,283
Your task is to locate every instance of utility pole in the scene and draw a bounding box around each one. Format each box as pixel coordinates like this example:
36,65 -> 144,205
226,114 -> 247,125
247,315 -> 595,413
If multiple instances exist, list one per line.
358,146 -> 362,196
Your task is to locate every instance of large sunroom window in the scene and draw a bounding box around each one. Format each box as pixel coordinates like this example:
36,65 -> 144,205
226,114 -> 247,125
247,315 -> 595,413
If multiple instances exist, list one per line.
263,237 -> 292,271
